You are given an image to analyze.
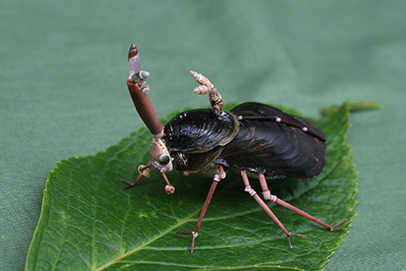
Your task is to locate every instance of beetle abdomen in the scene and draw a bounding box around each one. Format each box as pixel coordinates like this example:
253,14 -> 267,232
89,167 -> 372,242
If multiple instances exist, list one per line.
216,103 -> 326,179
163,109 -> 239,153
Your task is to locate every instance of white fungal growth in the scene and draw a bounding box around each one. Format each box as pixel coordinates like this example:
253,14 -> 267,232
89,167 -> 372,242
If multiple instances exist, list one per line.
128,54 -> 140,78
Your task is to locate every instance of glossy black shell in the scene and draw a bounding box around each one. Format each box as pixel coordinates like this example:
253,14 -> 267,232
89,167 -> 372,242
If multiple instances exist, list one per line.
163,109 -> 239,153
162,109 -> 239,173
163,103 -> 326,178
217,102 -> 326,178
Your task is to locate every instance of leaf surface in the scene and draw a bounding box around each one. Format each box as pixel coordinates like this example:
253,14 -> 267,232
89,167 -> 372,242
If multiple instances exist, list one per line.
26,102 -> 359,271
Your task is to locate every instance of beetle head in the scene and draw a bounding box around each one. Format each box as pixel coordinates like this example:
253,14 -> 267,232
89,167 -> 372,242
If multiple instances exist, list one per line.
150,137 -> 173,173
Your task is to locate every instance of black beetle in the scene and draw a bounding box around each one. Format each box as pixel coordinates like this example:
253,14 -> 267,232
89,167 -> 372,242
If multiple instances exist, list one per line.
121,43 -> 345,253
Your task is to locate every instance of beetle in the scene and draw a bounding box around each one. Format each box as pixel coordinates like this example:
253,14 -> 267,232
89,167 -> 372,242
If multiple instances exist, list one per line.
121,43 -> 345,253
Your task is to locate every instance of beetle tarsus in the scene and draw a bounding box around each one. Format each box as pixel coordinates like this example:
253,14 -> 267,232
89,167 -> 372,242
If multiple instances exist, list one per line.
174,231 -> 198,253
287,236 -> 292,248
287,233 -> 307,248
191,232 -> 198,253
120,173 -> 144,190
330,219 -> 346,231
290,232 -> 307,238
120,161 -> 152,190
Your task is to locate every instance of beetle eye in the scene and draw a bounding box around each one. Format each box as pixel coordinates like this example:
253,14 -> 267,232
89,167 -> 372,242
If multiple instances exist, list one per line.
159,154 -> 170,165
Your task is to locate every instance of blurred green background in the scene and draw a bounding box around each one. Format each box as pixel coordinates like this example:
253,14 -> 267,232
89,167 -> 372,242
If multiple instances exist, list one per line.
1,1 -> 405,270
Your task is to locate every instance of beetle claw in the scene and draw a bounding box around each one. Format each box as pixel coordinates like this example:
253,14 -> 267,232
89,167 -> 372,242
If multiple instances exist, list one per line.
287,233 -> 307,248
330,219 -> 346,231
120,171 -> 145,190
123,184 -> 135,190
119,179 -> 136,190
119,179 -> 131,185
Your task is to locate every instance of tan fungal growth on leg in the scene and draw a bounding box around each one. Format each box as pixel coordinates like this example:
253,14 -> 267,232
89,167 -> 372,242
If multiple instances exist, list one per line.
190,71 -> 224,116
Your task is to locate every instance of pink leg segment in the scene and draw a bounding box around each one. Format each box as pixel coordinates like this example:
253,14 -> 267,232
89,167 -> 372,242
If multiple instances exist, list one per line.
120,161 -> 151,190
254,171 -> 346,238
161,171 -> 175,194
258,172 -> 271,200
271,196 -> 346,231
241,171 -> 296,248
120,174 -> 144,190
175,165 -> 226,253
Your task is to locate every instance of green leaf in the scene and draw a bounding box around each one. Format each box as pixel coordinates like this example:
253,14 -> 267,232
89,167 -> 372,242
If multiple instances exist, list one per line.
26,102 -> 359,271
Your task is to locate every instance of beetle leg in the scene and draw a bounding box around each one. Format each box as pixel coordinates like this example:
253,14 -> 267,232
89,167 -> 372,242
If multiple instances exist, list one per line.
218,165 -> 226,179
161,171 -> 175,194
241,171 -> 305,248
255,171 -> 346,232
190,71 -> 224,116
258,172 -> 271,200
268,194 -> 346,231
120,161 -> 152,190
175,165 -> 226,253
120,174 -> 144,190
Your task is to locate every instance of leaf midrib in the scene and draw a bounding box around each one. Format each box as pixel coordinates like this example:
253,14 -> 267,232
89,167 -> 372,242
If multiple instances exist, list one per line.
93,206 -> 201,270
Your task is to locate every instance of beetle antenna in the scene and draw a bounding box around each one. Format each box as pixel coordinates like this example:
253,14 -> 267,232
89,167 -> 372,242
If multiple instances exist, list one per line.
190,71 -> 224,116
127,43 -> 164,137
